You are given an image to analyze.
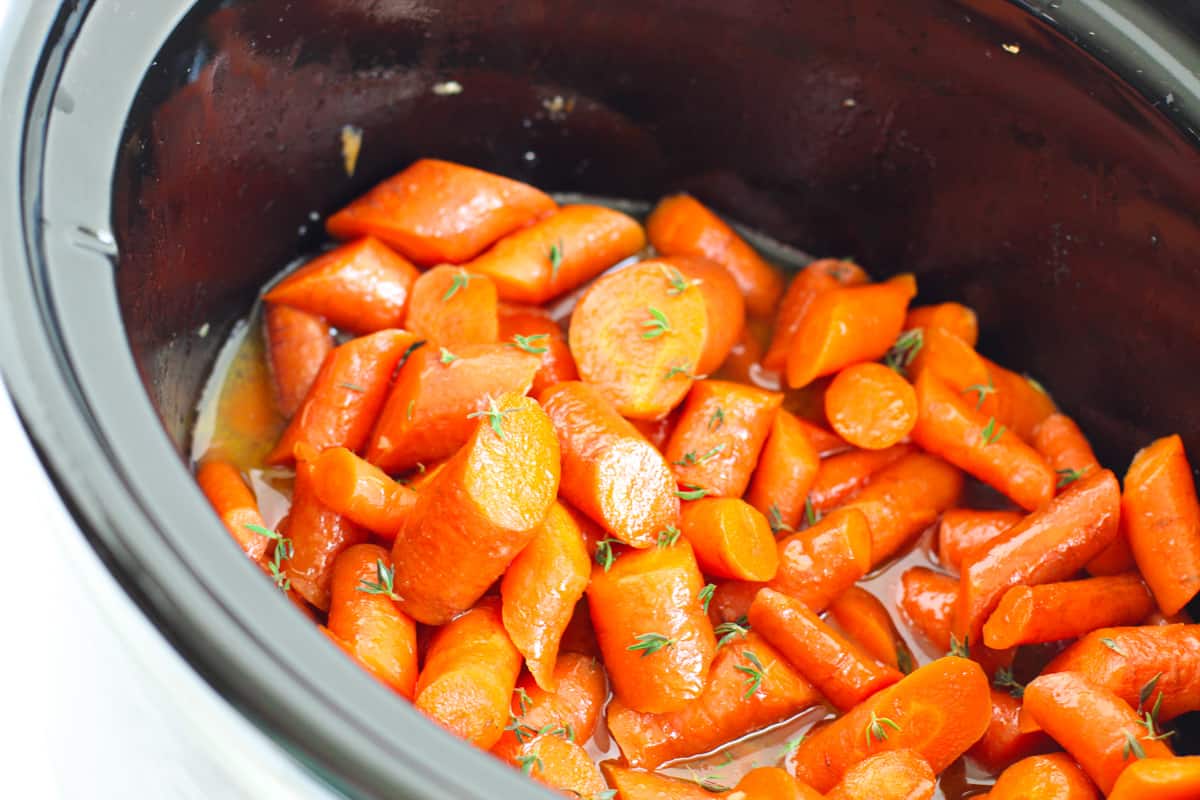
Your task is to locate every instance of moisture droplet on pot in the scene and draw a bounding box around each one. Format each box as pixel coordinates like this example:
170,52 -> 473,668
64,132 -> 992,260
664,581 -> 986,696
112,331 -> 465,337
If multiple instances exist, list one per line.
432,80 -> 463,96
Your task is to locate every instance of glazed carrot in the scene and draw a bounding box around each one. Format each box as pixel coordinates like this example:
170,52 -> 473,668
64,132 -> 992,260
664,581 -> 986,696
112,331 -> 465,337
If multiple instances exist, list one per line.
904,302 -> 979,347
263,304 -> 332,418
750,587 -> 902,710
559,598 -> 601,659
706,580 -> 760,626
769,508 -> 872,612
711,323 -> 768,388
1108,756 -> 1200,800
982,573 -> 1155,650
828,586 -> 914,673
987,753 -> 1099,800
501,735 -> 607,797
606,632 -> 819,767
326,544 -> 418,697
414,598 -> 522,749
500,502 -> 591,690
937,509 -> 1023,573
391,392 -> 560,624
666,255 -> 747,375
464,204 -> 644,304
496,306 -> 577,395
899,567 -> 958,652
794,416 -> 849,456
599,764 -> 715,800
309,446 -> 417,538
629,412 -> 677,452
405,265 -> 499,346
539,381 -> 679,548
664,380 -> 782,497
679,498 -> 778,581
985,359 -> 1057,443
807,445 -> 912,512
263,237 -> 419,333
195,459 -> 270,560
786,274 -> 917,389
1145,609 -> 1194,625
825,363 -> 918,450
731,767 -> 823,800
646,193 -> 784,318
763,258 -> 870,371
568,260 -> 710,420
969,688 -> 1054,773
1085,531 -> 1137,577
1123,434 -> 1200,615
745,409 -> 820,533
1034,413 -> 1099,486
266,329 -> 417,465
824,749 -> 936,800
587,540 -> 716,714
911,369 -> 1055,511
954,469 -> 1121,646
1023,671 -> 1174,794
792,656 -> 991,792
365,342 -> 540,473
325,159 -> 556,265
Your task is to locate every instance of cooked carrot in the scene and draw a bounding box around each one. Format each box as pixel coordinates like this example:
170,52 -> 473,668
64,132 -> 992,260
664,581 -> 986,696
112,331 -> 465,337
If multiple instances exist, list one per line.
982,573 -> 1155,650
825,363 -> 918,450
414,597 -> 522,749
745,409 -> 821,533
599,763 -> 716,800
899,567 -> 958,652
828,586 -> 914,673
904,302 -> 979,347
731,767 -> 823,800
405,265 -> 499,346
954,469 -> 1121,647
500,502 -> 591,690
326,543 -> 418,697
195,459 -> 270,560
666,255 -> 747,375
1108,756 -> 1200,800
751,587 -> 902,710
664,379 -> 782,497
1034,412 -> 1099,486
936,509 -> 1023,573
807,444 -> 912,512
792,656 -> 991,792
559,598 -> 601,659
794,416 -> 849,456
646,193 -> 784,318
769,508 -> 872,612
325,159 -> 556,265
786,274 -> 917,389
1123,434 -> 1200,615
1145,609 -> 1194,626
539,381 -> 679,548
969,688 -> 1054,774
365,342 -> 540,473
263,237 -> 419,333
824,749 -> 936,800
712,322 -> 769,388
629,412 -> 677,452
568,260 -> 710,420
985,358 -> 1057,443
464,204 -> 645,304
987,753 -> 1099,800
587,540 -> 716,714
1023,671 -> 1174,794
491,652 -> 609,763
679,498 -> 778,581
496,306 -> 577,395
391,392 -> 560,624
308,446 -> 417,538
263,304 -> 333,418
501,734 -> 607,796
1085,530 -> 1137,577
911,369 -> 1055,511
763,259 -> 869,371
266,329 -> 417,465
706,580 -> 760,626
606,632 -> 819,767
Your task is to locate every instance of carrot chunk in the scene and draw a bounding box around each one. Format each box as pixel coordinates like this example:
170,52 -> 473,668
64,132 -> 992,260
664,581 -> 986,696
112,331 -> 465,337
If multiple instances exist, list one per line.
825,362 -> 918,450
308,446 -> 416,539
496,306 -> 577,395
263,304 -> 332,418
763,259 -> 869,371
405,265 -> 499,347
1033,412 -> 1100,486
679,497 -> 778,581
195,459 -> 270,560
745,409 -> 821,533
1108,756 -> 1200,800
769,508 -> 872,612
732,767 -> 824,800
824,749 -> 936,800
599,764 -> 716,800
828,586 -> 914,673
500,735 -> 607,796
904,302 -> 979,346
936,509 -> 1023,573
667,255 -> 747,375
987,753 -> 1099,800
969,688 -> 1055,774
899,566 -> 958,653
491,652 -> 609,762
807,445 -> 912,512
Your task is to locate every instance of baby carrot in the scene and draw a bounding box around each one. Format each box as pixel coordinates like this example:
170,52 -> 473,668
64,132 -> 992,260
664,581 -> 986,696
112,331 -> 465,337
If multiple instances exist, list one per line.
904,302 -> 979,347
793,416 -> 849,456
195,459 -> 270,560
405,265 -> 499,347
326,544 -> 418,698
744,409 -> 820,533
824,749 -> 936,800
646,193 -> 784,318
769,508 -> 872,612
1123,434 -> 1200,615
263,237 -> 419,333
828,586 -> 914,673
496,306 -> 577,395
1108,756 -> 1200,800
599,764 -> 716,800
308,446 -> 417,539
500,502 -> 591,691
667,255 -> 747,374
587,540 -> 716,714
1034,412 -> 1099,486
501,735 -> 606,797
262,304 -> 332,418
899,567 -> 958,653
679,498 -> 778,581
414,597 -> 522,749
792,656 -> 991,792
325,159 -> 556,265
629,411 -> 678,452
731,767 -> 824,800
664,379 -> 782,497
750,587 -> 903,710
825,362 -> 918,450
936,509 -> 1023,573
464,204 -> 645,304
606,631 -> 819,767
807,444 -> 912,512
568,260 -> 710,420
706,580 -> 761,626
539,381 -> 679,548
987,753 -> 1099,800
491,652 -> 609,763
970,689 -> 1054,774
785,274 -> 917,389
391,392 -> 560,625
985,358 -> 1057,443
763,258 -> 870,370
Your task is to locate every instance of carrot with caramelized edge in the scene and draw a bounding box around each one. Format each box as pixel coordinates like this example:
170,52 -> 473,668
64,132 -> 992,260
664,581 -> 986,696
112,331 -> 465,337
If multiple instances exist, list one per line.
899,567 -> 958,652
937,509 -> 1023,573
904,302 -> 978,346
825,362 -> 918,450
405,265 -> 499,346
807,445 -> 912,512
1108,756 -> 1200,800
667,255 -> 746,375
309,446 -> 417,538
263,304 -> 332,418
829,586 -> 914,673
745,409 -> 820,533
825,749 -> 936,800
679,498 -> 778,581
706,580 -> 760,625
497,306 -> 577,395
195,459 -> 270,560
763,258 -> 869,370
982,573 -> 1154,650
987,753 -> 1099,800
769,508 -> 872,612
969,688 -> 1054,773
599,764 -> 717,800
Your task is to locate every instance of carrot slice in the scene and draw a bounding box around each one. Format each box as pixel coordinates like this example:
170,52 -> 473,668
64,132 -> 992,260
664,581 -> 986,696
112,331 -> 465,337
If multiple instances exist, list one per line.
405,265 -> 499,346
828,586 -> 914,673
629,411 -> 678,452
763,258 -> 869,371
263,304 -> 333,418
824,749 -> 936,800
195,459 -> 270,560
706,580 -> 760,626
326,543 -> 418,697
807,444 -> 912,512
937,509 -> 1023,573
308,446 -> 417,539
606,632 -> 818,768
491,652 -> 609,763
600,764 -> 715,800
745,409 -> 821,534
679,497 -> 778,581
666,255 -> 747,375
501,735 -> 607,796
987,753 -> 1099,800
587,540 -> 717,714
898,567 -> 958,653
540,381 -> 679,548
325,159 -> 556,265
568,260 -> 710,420
263,237 -> 419,333
969,688 -> 1055,774
769,508 -> 872,612
646,193 -> 784,318
825,363 -> 918,450
391,392 -> 560,624
792,656 -> 991,792
1108,756 -> 1200,800
496,306 -> 577,395
904,302 -> 979,347
732,767 -> 823,800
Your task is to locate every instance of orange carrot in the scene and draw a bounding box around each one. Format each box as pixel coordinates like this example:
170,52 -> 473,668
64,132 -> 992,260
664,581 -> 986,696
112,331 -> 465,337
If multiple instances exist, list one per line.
987,753 -> 1099,800
501,735 -> 607,796
658,255 -> 746,376
308,446 -> 417,538
600,764 -> 715,800
770,508 -> 872,612
629,411 -> 678,452
568,260 -> 710,420
982,574 -> 1155,650
405,265 -> 499,346
1108,756 -> 1200,800
1034,412 -> 1099,487
899,567 -> 958,653
679,498 -> 778,581
763,258 -> 870,371
263,304 -> 332,418
732,767 -> 823,800
969,688 -> 1054,774
985,359 -> 1057,443
706,580 -> 761,626
828,586 -> 914,673
937,509 -> 1023,573
559,598 -> 601,659
263,237 -> 419,333
540,381 -> 679,548
195,459 -> 270,560
491,652 -> 609,764
325,159 -> 556,265
904,302 -> 979,347
825,363 -> 918,450
745,409 -> 821,533
824,749 -> 936,800
646,193 -> 784,318
712,321 -> 771,388
793,416 -> 849,456
496,306 -> 577,395
464,203 -> 645,304
391,392 -> 560,624
807,445 -> 912,512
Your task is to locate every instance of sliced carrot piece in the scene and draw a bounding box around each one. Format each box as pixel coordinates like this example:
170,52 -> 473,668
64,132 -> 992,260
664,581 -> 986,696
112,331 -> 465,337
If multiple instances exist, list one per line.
263,304 -> 333,418
745,409 -> 821,533
491,652 -> 609,762
629,411 -> 678,452
706,580 -> 761,626
1108,756 -> 1200,800
405,265 -> 499,346
985,358 -> 1057,442
496,306 -> 577,395
679,497 -> 778,581
807,444 -> 912,512
936,509 -> 1023,573
732,767 -> 823,800
904,302 -> 978,346
769,508 -> 872,612
195,459 -> 270,560
308,446 -> 417,539
666,255 -> 747,374
828,586 -> 914,673
987,753 -> 1099,800
600,764 -> 716,800
898,566 -> 958,653
793,416 -> 849,456
969,688 -> 1054,774
824,749 -> 936,800
825,362 -> 918,450
763,258 -> 870,371
500,734 -> 606,796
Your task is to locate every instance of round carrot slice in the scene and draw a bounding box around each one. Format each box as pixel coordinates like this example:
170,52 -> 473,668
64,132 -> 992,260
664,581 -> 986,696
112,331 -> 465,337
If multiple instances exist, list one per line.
825,362 -> 918,450
679,497 -> 778,581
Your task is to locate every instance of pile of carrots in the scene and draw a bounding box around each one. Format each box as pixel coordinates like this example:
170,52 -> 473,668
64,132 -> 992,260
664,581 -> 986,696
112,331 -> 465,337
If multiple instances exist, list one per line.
196,158 -> 1200,799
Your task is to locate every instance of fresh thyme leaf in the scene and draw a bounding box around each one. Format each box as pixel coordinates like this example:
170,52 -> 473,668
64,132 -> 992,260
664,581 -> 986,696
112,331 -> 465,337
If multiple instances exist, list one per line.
517,753 -> 543,776
865,711 -> 902,748
247,524 -> 293,592
548,239 -> 564,279
699,583 -> 716,613
356,558 -> 401,600
980,417 -> 1006,446
467,395 -> 522,439
664,362 -> 704,380
897,647 -> 916,675
641,307 -> 672,339
1122,730 -> 1147,761
244,523 -> 282,541
505,714 -> 537,744
406,398 -> 415,421
715,618 -> 750,648
804,497 -> 820,527
962,377 -> 996,410
708,407 -> 726,431
439,347 -> 458,365
735,650 -> 767,699
993,666 -> 1025,698
594,538 -> 620,572
768,504 -> 794,535
1056,467 -> 1088,489
674,444 -> 724,466
1139,673 -> 1164,711
1100,637 -> 1125,656
657,525 -> 682,548
883,329 -> 924,375
513,687 -> 532,715
511,333 -> 550,355
675,484 -> 709,500
338,382 -> 366,393
663,265 -> 696,295
949,633 -> 971,659
627,632 -> 676,657
442,270 -> 475,301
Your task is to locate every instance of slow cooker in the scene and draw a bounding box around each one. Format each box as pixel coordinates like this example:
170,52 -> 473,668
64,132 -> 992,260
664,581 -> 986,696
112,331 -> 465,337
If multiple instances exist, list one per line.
4,0 -> 1200,797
